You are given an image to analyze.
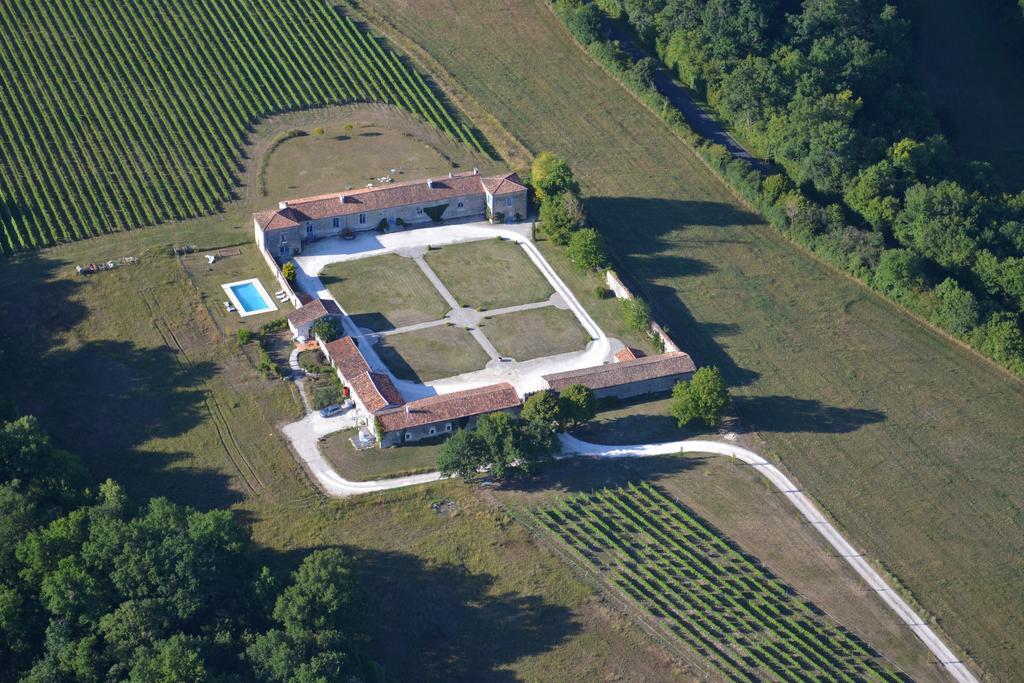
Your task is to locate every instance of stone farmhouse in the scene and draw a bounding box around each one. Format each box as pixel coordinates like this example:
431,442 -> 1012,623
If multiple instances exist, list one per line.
543,351 -> 696,399
254,169 -> 528,258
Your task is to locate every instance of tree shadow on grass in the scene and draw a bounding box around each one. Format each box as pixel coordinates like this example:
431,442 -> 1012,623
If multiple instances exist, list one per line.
501,455 -> 705,496
348,547 -> 581,681
732,396 -> 886,435
0,252 -> 240,508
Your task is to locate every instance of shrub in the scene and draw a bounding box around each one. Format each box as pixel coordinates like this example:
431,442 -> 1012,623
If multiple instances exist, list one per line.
281,262 -> 296,281
395,217 -> 405,227
621,297 -> 651,333
377,218 -> 388,230
236,328 -> 253,346
313,127 -> 325,135
312,377 -> 343,410
567,228 -> 608,271
424,204 -> 449,222
594,284 -> 611,299
935,278 -> 980,336
310,317 -> 341,343
260,318 -> 288,334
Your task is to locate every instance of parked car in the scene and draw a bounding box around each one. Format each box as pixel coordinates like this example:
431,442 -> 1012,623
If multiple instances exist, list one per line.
319,404 -> 342,418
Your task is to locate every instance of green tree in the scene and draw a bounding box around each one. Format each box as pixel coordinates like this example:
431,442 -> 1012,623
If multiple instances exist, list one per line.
437,429 -> 486,480
281,262 -> 296,281
530,152 -> 578,201
671,366 -> 728,428
566,228 -> 608,271
871,248 -> 925,297
934,278 -> 980,336
895,182 -> 981,270
538,191 -> 583,244
128,635 -> 208,683
621,297 -> 651,333
310,317 -> 341,343
558,384 -> 596,427
521,390 -> 562,430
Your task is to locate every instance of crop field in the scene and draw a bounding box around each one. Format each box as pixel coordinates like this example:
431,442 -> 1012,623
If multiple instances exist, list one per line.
534,482 -> 900,681
354,0 -> 1024,674
0,0 -> 482,253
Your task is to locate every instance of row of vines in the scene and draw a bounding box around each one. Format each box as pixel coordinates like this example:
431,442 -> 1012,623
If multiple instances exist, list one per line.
533,482 -> 902,682
0,0 -> 484,254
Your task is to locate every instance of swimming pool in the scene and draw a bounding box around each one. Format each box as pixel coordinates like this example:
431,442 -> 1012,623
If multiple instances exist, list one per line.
221,278 -> 277,317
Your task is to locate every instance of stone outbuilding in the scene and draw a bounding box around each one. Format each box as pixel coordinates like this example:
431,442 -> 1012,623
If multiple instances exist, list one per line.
375,383 -> 522,447
543,351 -> 696,400
287,298 -> 342,339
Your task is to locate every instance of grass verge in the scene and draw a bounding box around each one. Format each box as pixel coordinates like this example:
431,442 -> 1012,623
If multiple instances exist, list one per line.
320,429 -> 441,481
481,306 -> 590,361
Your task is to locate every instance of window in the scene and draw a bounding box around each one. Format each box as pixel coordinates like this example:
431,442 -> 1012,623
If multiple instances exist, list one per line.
332,217 -> 339,228
404,432 -> 412,442
457,201 -> 464,209
445,423 -> 453,432
415,207 -> 423,215
505,197 -> 513,207
306,223 -> 313,234
428,426 -> 437,436
358,213 -> 366,225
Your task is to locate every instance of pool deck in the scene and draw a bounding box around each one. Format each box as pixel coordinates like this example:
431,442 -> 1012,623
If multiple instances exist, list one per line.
221,277 -> 278,317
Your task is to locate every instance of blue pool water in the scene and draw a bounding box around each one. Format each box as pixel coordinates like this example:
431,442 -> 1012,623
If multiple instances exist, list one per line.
230,282 -> 272,313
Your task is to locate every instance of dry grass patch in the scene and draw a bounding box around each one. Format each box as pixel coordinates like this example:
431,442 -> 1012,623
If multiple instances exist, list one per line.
320,429 -> 441,481
321,253 -> 448,332
425,238 -> 553,310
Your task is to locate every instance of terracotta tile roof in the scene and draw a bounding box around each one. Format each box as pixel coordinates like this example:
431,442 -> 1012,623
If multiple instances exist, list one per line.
323,337 -> 404,413
480,172 -> 526,196
256,171 -> 525,232
377,382 -> 521,432
287,298 -> 341,327
615,347 -> 646,362
543,352 -> 696,392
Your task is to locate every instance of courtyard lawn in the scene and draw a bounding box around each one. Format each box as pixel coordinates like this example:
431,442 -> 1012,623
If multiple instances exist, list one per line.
353,0 -> 1024,675
375,324 -> 489,382
321,253 -> 449,332
320,430 -> 442,481
481,307 -> 590,361
424,238 -> 553,310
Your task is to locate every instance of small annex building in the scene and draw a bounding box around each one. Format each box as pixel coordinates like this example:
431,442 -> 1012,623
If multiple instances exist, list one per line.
254,170 -> 528,258
287,298 -> 342,339
543,351 -> 696,399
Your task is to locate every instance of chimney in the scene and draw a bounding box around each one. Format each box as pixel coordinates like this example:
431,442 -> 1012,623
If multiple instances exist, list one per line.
405,404 -> 410,414
427,178 -> 434,188
448,170 -> 454,178
472,167 -> 479,175
278,201 -> 288,210
339,194 -> 346,204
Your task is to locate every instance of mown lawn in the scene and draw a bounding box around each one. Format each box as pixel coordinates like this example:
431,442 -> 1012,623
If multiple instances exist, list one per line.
353,0 -> 1024,675
375,324 -> 489,382
321,253 -> 449,331
424,238 -> 553,309
481,306 -> 590,361
320,429 -> 441,481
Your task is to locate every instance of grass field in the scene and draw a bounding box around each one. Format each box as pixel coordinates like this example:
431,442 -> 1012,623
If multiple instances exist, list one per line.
0,0 -> 482,253
179,245 -> 284,335
424,238 -> 553,309
481,307 -> 590,361
322,253 -> 449,331
909,0 -> 1024,189
374,324 -> 489,382
570,394 -> 684,445
353,0 -> 1024,675
262,107 -> 501,206
321,429 -> 441,480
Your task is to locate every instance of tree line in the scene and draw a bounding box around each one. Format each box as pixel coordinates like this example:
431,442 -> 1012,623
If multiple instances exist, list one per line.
0,416 -> 383,682
553,0 -> 1024,377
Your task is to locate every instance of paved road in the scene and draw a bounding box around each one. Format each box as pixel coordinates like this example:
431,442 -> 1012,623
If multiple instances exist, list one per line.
604,22 -> 773,175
